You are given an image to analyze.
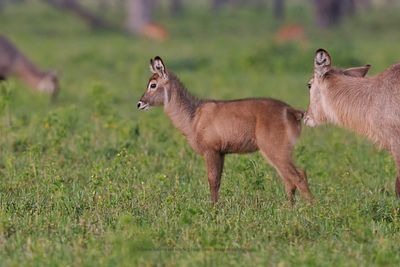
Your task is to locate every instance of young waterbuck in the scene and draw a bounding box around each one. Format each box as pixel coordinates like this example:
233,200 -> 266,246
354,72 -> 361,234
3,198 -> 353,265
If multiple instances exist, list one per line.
0,35 -> 59,97
304,48 -> 400,198
138,56 -> 313,204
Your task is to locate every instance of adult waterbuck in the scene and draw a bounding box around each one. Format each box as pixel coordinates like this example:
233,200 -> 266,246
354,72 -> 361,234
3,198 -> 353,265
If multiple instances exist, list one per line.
304,48 -> 400,198
137,56 -> 313,204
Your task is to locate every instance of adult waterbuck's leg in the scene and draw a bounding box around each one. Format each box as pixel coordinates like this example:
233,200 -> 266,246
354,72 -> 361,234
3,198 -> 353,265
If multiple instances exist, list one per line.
390,145 -> 400,198
204,151 -> 225,203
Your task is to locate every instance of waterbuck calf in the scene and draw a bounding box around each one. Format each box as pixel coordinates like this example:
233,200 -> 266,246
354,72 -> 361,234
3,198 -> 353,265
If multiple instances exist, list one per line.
0,35 -> 59,96
304,48 -> 400,198
137,56 -> 313,204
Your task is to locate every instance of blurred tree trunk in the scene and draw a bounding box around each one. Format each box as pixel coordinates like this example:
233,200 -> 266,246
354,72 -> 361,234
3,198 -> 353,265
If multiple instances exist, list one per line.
342,0 -> 355,16
314,0 -> 341,27
125,0 -> 167,41
314,0 -> 357,28
273,0 -> 284,20
126,0 -> 153,34
44,0 -> 111,29
170,0 -> 183,17
97,0 -> 108,12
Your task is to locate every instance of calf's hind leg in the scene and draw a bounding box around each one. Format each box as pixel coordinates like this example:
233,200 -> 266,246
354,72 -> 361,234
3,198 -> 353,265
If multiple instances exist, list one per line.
282,177 -> 297,206
260,148 -> 313,204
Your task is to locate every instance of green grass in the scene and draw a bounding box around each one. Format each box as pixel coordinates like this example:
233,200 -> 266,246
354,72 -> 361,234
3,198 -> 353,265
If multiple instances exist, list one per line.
0,2 -> 400,266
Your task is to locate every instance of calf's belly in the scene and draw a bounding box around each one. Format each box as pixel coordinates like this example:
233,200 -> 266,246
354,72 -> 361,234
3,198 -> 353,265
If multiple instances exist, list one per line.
220,135 -> 258,154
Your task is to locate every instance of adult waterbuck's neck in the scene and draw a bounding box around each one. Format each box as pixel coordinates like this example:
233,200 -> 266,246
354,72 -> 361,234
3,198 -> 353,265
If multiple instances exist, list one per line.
137,56 -> 202,137
321,75 -> 382,141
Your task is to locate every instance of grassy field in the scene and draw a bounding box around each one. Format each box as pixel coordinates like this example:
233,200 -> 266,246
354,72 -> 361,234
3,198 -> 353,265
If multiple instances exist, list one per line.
0,2 -> 400,266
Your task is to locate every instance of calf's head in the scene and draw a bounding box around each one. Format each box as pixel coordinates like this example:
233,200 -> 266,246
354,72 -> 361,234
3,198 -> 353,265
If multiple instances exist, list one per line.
304,49 -> 371,127
137,56 -> 170,110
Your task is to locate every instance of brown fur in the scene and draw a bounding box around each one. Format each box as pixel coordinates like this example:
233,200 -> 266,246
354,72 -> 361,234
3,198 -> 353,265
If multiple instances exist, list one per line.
0,35 -> 59,96
138,56 -> 313,204
305,48 -> 400,198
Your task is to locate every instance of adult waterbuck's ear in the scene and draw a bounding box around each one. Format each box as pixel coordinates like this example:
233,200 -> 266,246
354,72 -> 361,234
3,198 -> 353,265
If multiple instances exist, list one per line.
314,48 -> 332,77
150,56 -> 168,80
343,64 -> 371,78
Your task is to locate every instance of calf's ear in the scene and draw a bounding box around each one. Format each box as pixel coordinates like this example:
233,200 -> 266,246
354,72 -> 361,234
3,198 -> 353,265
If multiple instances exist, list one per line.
150,56 -> 168,80
314,48 -> 332,77
343,64 -> 371,77
149,59 -> 157,74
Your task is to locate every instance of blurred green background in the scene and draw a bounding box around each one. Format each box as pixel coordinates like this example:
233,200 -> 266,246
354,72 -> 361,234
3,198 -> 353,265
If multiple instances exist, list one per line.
0,0 -> 400,266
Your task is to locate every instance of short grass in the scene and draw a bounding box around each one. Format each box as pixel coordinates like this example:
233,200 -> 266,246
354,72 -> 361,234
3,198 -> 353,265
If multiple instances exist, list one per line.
0,2 -> 400,266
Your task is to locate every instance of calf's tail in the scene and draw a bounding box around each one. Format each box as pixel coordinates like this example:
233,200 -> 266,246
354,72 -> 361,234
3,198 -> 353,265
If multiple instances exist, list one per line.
285,107 -> 304,145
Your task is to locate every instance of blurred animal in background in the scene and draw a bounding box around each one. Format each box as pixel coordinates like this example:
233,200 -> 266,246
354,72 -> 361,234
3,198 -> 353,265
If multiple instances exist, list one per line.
0,35 -> 59,98
138,56 -> 313,205
140,22 -> 169,42
274,24 -> 307,45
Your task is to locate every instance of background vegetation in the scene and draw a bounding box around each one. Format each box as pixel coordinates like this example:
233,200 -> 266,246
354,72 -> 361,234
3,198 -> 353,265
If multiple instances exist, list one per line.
0,1 -> 400,266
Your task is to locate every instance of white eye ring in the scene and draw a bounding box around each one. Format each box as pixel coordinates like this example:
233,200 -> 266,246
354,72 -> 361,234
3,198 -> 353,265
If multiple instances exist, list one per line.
149,83 -> 157,90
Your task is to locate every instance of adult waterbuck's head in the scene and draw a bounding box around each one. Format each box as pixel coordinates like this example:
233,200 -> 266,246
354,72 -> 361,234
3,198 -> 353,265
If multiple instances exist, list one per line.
304,48 -> 371,127
137,56 -> 170,110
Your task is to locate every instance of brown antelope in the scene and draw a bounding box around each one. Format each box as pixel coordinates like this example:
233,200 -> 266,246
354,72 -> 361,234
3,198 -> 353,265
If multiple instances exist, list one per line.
0,35 -> 59,97
138,56 -> 313,204
304,48 -> 400,198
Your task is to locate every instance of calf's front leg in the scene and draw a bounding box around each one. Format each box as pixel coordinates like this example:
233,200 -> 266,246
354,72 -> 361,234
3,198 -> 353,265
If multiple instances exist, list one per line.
204,151 -> 225,204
